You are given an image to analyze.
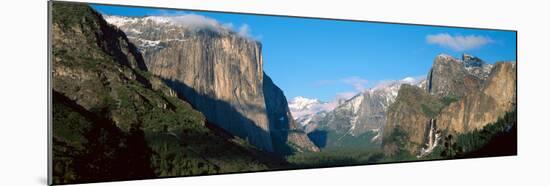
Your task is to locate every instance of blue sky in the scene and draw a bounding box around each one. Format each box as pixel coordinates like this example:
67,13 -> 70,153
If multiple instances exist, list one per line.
92,4 -> 517,102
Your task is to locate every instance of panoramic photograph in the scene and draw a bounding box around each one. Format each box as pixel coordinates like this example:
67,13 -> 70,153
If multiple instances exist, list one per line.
50,1 -> 517,184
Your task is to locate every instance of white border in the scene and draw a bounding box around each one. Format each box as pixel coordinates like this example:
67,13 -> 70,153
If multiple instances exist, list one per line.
2,0 -> 550,186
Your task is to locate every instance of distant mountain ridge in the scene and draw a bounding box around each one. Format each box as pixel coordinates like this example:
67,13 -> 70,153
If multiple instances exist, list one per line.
296,77 -> 426,149
288,96 -> 333,127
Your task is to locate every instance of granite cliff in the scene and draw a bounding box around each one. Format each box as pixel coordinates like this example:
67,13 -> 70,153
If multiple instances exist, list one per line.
436,62 -> 516,133
51,3 -> 286,184
426,54 -> 492,98
105,15 -> 318,154
383,84 -> 444,154
383,54 -> 516,156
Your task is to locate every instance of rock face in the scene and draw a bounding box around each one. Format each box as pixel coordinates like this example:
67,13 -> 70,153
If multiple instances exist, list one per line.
383,54 -> 516,156
263,74 -> 320,153
52,3 -> 151,130
288,96 -> 332,128
105,15 -> 318,153
51,3 -> 284,184
303,77 -> 424,149
383,84 -> 444,154
426,54 -> 492,98
436,62 -> 516,133
317,87 -> 397,137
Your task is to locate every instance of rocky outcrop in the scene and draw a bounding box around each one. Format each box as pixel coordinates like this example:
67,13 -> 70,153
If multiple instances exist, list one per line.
149,28 -> 273,152
463,54 -> 494,80
383,84 -> 444,153
52,3 -> 152,130
51,3 -> 282,183
426,54 -> 492,98
384,54 -> 515,155
353,85 -> 402,135
303,78 -> 424,149
436,62 -> 516,133
316,88 -> 394,137
106,15 -> 317,153
283,77 -> 426,151
263,74 -> 320,153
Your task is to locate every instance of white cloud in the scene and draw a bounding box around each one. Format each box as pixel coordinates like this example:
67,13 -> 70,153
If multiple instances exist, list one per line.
222,23 -> 234,30
237,24 -> 251,37
140,13 -> 256,39
163,14 -> 224,32
341,76 -> 369,92
426,33 -> 493,51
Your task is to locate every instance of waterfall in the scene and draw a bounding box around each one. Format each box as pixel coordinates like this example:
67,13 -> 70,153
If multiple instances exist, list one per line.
427,119 -> 434,148
417,119 -> 440,158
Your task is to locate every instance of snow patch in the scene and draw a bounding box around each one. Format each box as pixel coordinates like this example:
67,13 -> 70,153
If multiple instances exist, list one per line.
401,77 -> 416,83
104,15 -> 138,27
164,38 -> 188,42
289,96 -> 335,126
289,96 -> 321,111
104,15 -> 251,38
130,28 -> 142,34
128,36 -> 161,47
436,53 -> 456,61
335,94 -> 364,135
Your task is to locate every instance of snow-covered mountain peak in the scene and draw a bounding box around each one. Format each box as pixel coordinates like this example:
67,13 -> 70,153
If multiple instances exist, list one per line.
103,15 -> 138,27
289,96 -> 321,111
337,94 -> 364,112
370,76 -> 426,93
288,96 -> 336,126
436,53 -> 457,61
290,76 -> 427,130
103,15 -> 254,44
104,15 -> 230,32
401,77 -> 416,84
